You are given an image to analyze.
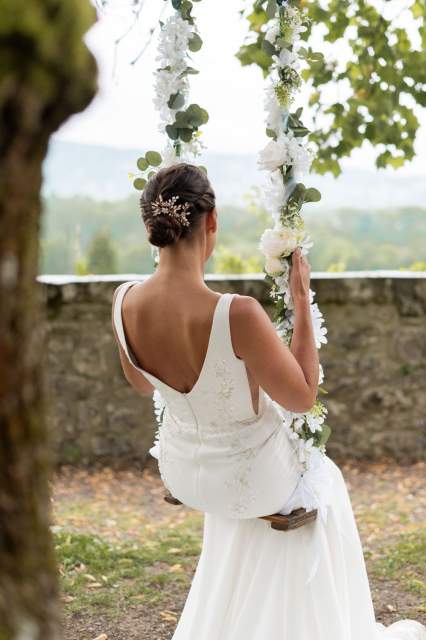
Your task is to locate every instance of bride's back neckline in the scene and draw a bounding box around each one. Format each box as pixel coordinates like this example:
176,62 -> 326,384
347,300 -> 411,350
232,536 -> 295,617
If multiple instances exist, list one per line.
114,281 -> 231,397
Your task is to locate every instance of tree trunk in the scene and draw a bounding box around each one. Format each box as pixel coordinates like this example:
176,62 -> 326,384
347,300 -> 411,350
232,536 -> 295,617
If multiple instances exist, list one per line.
0,3 -> 97,637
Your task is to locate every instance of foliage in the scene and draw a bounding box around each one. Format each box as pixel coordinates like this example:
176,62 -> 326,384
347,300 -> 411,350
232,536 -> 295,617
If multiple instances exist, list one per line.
133,0 -> 208,191
214,245 -> 263,274
38,195 -> 426,275
87,228 -> 118,274
237,0 -> 426,175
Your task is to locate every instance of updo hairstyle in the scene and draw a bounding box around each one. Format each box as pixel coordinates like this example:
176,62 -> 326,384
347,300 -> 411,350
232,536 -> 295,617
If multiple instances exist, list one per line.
140,162 -> 216,248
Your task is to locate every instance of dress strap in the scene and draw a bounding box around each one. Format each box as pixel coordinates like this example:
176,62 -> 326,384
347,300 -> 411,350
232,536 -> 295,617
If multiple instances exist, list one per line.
112,281 -> 139,356
208,292 -> 238,360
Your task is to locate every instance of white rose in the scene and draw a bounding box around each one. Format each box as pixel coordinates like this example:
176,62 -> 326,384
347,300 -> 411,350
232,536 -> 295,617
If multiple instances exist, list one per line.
264,256 -> 284,275
258,139 -> 289,171
259,227 -> 298,258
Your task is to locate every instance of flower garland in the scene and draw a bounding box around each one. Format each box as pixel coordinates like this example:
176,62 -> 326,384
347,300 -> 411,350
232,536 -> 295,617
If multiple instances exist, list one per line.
135,0 -> 208,457
145,0 -> 332,473
257,0 -> 331,471
132,1 -> 208,191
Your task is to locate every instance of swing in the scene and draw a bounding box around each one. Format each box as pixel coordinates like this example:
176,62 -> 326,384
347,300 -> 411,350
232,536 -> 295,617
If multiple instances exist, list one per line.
136,1 -> 325,532
163,489 -> 318,531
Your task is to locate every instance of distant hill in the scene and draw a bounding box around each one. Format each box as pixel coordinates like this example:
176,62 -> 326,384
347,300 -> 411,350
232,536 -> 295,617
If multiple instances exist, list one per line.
42,138 -> 426,210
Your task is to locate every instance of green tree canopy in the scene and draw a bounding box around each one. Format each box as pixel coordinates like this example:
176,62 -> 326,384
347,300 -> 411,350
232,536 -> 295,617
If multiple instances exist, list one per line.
237,0 -> 426,175
87,228 -> 118,274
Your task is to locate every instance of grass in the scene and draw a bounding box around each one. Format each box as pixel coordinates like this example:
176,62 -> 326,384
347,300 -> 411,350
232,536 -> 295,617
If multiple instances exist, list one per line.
54,514 -> 202,612
369,530 -> 426,603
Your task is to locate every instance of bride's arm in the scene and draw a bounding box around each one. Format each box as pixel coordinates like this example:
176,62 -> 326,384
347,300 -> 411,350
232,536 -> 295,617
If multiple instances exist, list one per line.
230,249 -> 319,414
111,286 -> 155,397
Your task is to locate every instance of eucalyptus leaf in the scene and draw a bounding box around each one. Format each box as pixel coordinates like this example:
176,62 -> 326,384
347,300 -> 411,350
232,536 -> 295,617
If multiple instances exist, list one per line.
266,127 -> 277,139
133,178 -> 146,190
262,39 -> 277,57
145,151 -> 162,166
179,66 -> 199,77
137,157 -> 148,171
266,0 -> 277,19
168,92 -> 185,110
166,125 -> 179,140
179,128 -> 193,142
188,32 -> 203,52
304,187 -> 322,203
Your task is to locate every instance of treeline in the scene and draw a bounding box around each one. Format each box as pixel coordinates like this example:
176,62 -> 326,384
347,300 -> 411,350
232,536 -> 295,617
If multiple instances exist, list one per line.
39,194 -> 426,274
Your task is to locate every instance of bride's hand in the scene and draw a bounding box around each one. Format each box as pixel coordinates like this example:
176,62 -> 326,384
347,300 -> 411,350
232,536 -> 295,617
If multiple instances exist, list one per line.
289,247 -> 310,305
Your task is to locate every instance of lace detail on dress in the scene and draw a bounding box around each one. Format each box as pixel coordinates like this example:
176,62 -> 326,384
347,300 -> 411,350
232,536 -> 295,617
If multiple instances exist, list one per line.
214,358 -> 235,399
211,357 -> 259,515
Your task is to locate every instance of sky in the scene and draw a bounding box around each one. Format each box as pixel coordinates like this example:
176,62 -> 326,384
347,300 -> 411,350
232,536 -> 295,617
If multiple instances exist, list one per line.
55,0 -> 426,175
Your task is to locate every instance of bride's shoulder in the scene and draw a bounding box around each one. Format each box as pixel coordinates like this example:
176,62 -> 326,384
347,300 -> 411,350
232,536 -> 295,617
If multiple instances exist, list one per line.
230,293 -> 265,312
229,293 -> 269,327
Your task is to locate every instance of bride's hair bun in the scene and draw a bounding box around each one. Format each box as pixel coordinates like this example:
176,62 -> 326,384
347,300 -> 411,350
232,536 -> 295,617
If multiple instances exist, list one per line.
140,162 -> 216,248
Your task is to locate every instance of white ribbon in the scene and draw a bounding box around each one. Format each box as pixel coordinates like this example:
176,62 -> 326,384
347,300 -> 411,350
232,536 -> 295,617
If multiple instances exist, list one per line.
278,448 -> 337,585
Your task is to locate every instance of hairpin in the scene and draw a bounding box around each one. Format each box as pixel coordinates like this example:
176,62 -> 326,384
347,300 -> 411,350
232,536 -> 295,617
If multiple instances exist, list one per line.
151,194 -> 192,227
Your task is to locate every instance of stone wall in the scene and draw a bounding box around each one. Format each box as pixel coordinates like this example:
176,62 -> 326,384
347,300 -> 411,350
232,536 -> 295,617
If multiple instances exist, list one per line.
38,272 -> 426,467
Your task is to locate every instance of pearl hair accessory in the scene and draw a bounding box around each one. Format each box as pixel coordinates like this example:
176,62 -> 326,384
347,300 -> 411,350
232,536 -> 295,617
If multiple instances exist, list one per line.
151,193 -> 192,227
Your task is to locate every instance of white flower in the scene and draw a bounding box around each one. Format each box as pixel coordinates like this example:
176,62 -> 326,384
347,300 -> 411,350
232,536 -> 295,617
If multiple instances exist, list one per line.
265,23 -> 280,43
287,134 -> 313,175
306,413 -> 324,433
293,417 -> 305,432
264,255 -> 285,276
161,143 -> 180,168
261,168 -> 286,223
258,139 -> 289,171
298,232 -> 314,255
153,14 -> 196,129
310,302 -> 328,348
153,389 -> 166,423
264,83 -> 283,134
298,437 -> 314,463
275,48 -> 299,69
318,364 -> 324,385
259,226 -> 298,258
275,271 -> 294,309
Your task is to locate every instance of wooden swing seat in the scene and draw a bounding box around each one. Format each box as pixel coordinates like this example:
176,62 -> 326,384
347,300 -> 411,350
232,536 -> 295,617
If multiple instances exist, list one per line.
163,490 -> 317,531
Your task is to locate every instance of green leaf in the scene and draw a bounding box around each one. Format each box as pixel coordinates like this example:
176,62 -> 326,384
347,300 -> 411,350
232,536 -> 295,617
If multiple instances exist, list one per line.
165,125 -> 179,140
266,0 -> 277,19
304,187 -> 322,203
266,127 -> 277,139
133,178 -> 147,190
178,128 -> 193,142
179,66 -> 199,77
167,92 -> 185,109
137,157 -> 148,171
186,103 -> 209,126
171,0 -> 181,9
262,38 -> 277,57
188,32 -> 203,52
145,151 -> 162,166
317,423 -> 331,447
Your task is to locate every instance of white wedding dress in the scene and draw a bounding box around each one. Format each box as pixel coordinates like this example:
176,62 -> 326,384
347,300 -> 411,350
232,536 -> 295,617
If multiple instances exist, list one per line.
113,282 -> 426,640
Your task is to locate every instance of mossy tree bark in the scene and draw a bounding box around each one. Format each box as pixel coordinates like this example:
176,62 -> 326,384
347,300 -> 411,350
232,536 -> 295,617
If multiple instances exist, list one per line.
0,3 -> 97,637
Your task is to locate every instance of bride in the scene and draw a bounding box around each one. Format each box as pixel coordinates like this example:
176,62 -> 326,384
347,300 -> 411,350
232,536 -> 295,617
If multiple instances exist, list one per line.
112,162 -> 425,639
